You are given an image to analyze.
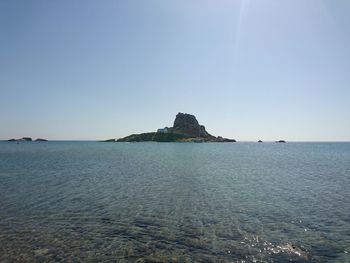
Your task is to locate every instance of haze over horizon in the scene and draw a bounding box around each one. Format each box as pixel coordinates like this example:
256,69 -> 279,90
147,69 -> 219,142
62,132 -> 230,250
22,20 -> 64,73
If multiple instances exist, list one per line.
1,0 -> 350,141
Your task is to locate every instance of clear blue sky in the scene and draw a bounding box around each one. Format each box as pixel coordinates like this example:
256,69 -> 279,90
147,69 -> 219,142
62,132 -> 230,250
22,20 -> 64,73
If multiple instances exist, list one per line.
1,0 -> 349,141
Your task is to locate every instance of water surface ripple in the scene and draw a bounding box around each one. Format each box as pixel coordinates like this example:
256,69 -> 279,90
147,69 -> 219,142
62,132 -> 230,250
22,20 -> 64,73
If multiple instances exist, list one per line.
0,142 -> 349,262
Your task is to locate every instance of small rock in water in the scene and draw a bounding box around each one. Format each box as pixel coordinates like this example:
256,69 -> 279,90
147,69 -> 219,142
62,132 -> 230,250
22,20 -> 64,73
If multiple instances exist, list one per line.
277,244 -> 308,260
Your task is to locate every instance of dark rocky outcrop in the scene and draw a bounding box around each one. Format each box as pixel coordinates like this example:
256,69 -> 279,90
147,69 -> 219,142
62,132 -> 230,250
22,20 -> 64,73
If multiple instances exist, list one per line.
276,140 -> 286,143
22,137 -> 32,141
8,139 -> 16,142
258,140 -> 263,143
173,113 -> 212,138
115,113 -> 236,143
35,138 -> 48,142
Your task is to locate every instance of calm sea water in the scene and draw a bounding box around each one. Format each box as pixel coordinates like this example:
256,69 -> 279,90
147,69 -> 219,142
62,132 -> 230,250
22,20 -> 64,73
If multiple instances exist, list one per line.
0,141 -> 349,262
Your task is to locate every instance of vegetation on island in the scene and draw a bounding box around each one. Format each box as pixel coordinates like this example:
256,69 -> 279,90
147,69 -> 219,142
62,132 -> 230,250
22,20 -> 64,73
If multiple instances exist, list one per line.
117,132 -> 189,142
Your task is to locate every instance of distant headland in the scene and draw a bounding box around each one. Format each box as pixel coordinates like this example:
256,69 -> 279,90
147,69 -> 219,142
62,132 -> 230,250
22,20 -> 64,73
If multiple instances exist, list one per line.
105,113 -> 236,143
8,137 -> 48,142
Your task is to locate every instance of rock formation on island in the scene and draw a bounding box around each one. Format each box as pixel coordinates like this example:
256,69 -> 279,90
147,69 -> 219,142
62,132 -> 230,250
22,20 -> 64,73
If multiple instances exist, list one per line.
115,113 -> 236,143
173,112 -> 211,138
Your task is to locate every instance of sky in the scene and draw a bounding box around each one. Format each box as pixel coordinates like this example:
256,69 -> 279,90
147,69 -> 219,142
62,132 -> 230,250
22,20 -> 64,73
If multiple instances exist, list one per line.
1,0 -> 349,141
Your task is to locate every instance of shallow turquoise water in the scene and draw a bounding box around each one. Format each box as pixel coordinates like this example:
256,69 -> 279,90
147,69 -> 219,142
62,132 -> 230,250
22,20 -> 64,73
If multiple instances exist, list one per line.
0,141 -> 349,262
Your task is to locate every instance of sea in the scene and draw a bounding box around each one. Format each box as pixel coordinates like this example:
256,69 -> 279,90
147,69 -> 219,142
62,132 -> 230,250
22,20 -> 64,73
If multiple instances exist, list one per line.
0,141 -> 349,262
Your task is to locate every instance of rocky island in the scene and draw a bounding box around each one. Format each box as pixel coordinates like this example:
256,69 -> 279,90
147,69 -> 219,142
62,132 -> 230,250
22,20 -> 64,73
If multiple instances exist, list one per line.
116,113 -> 236,143
8,137 -> 33,142
35,138 -> 48,142
275,140 -> 287,143
8,137 -> 48,142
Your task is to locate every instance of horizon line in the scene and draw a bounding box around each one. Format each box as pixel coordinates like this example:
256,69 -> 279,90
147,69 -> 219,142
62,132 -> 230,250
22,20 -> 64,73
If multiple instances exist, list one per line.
1,139 -> 350,143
